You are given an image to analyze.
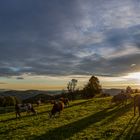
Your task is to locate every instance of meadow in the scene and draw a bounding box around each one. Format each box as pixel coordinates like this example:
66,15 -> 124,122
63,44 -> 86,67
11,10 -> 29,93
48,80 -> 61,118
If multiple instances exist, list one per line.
0,96 -> 140,140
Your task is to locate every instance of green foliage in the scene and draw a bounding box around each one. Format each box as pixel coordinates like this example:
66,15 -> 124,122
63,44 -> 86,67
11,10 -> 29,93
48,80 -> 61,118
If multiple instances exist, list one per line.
14,96 -> 21,104
0,96 -> 21,107
83,75 -> 102,98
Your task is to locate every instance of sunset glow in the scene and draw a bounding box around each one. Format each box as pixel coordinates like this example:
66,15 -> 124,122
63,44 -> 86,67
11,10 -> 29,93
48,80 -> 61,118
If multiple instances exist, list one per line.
126,72 -> 140,81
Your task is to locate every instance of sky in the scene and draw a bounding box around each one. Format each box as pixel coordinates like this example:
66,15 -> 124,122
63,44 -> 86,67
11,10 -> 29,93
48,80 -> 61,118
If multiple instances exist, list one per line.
0,0 -> 140,90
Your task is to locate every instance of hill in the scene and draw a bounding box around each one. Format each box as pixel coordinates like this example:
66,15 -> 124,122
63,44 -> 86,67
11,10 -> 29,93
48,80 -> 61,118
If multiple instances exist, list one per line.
0,96 -> 139,140
103,88 -> 123,96
23,93 -> 53,103
0,90 -> 62,100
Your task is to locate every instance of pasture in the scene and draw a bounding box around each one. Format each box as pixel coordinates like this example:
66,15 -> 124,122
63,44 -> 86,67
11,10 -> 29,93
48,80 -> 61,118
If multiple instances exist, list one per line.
0,97 -> 140,140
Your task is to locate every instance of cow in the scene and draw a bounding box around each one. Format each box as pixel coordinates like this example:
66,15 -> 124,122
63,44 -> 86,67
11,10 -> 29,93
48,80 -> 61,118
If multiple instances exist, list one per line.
60,97 -> 69,107
49,100 -> 64,118
111,93 -> 132,105
36,99 -> 41,106
15,103 -> 37,118
134,94 -> 140,116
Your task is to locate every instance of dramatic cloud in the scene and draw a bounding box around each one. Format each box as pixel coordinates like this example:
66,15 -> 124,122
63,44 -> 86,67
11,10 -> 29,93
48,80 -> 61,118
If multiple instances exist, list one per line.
0,0 -> 140,78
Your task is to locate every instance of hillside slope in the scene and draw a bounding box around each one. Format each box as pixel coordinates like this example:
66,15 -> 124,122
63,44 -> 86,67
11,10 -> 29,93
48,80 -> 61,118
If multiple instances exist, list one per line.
0,90 -> 55,100
0,97 -> 139,140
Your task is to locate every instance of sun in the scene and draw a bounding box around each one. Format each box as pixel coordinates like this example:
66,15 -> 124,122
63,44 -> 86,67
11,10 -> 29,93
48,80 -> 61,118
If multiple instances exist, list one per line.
126,72 -> 140,80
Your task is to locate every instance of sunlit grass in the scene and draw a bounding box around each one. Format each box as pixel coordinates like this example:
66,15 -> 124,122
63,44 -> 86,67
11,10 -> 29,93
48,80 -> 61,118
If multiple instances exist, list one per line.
0,97 -> 140,140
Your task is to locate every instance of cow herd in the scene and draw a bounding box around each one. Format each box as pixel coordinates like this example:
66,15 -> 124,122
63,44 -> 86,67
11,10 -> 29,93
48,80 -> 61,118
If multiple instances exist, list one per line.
15,97 -> 69,119
14,94 -> 140,119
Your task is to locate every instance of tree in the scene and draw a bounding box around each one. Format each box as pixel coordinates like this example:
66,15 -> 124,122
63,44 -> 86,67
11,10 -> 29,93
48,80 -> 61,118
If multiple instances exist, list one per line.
67,79 -> 78,100
126,86 -> 133,94
3,96 -> 16,106
134,89 -> 139,93
67,79 -> 78,92
0,96 -> 21,107
14,96 -> 21,104
0,96 -> 5,106
83,75 -> 102,98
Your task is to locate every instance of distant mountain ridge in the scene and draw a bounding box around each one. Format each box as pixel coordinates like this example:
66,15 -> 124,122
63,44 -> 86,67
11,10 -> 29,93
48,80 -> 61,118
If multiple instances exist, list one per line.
102,88 -> 123,96
0,90 -> 62,100
0,88 -> 125,101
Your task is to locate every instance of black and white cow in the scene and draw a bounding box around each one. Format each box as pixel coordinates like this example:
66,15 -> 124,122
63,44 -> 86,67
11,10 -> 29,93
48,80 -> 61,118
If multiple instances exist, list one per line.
15,103 -> 37,118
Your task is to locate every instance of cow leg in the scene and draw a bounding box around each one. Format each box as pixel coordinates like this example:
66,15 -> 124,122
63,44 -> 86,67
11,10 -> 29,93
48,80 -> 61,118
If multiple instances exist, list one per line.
31,108 -> 37,115
16,111 -> 21,118
134,103 -> 136,116
18,112 -> 21,118
16,112 -> 18,118
26,110 -> 30,115
58,111 -> 61,117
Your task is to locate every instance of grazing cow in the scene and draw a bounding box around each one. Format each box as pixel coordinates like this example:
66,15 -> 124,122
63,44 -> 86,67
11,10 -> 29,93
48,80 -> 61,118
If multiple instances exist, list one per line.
60,97 -> 69,107
111,93 -> 132,105
49,100 -> 64,118
15,103 -> 37,118
36,99 -> 41,106
134,94 -> 140,116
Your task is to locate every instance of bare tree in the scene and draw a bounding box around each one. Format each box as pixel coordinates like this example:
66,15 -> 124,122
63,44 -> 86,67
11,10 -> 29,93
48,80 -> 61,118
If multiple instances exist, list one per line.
67,79 -> 78,92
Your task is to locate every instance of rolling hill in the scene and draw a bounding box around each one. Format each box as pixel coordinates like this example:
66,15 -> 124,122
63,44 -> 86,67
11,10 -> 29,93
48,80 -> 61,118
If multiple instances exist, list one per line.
0,90 -> 62,100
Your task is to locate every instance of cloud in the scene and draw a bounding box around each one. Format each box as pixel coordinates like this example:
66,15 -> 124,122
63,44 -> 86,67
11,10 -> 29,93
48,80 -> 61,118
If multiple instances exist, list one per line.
0,82 -> 7,84
131,64 -> 136,67
0,0 -> 140,78
16,77 -> 24,80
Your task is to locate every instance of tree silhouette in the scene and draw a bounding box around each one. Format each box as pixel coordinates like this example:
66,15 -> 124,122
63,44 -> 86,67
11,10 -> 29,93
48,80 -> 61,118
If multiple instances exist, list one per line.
67,79 -> 78,92
126,86 -> 133,94
0,96 -> 21,107
67,79 -> 78,100
83,75 -> 102,98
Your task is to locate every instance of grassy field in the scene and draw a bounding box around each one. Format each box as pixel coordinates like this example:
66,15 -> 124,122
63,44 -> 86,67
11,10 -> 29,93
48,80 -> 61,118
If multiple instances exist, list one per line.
0,97 -> 140,140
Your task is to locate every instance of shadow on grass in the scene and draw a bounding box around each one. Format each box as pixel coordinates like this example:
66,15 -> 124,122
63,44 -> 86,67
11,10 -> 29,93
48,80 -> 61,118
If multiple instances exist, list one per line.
127,117 -> 140,140
0,110 -> 50,123
0,123 -> 30,135
0,109 -> 14,114
102,103 -> 133,125
67,99 -> 93,108
114,116 -> 135,140
30,103 -> 133,140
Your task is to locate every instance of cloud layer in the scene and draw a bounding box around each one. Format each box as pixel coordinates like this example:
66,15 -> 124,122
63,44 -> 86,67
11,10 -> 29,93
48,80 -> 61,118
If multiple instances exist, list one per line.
0,0 -> 140,78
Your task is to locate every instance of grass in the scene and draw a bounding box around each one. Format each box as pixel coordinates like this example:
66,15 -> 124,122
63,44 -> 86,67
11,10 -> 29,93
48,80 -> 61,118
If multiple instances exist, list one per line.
0,97 -> 140,140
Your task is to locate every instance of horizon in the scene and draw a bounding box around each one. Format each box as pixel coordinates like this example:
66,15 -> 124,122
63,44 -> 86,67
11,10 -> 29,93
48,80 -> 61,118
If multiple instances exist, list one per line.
0,0 -> 140,90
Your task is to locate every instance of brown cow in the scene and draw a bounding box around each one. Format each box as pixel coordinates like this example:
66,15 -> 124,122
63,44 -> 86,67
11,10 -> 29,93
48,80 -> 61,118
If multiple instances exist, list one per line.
49,100 -> 64,118
60,97 -> 69,107
134,94 -> 140,116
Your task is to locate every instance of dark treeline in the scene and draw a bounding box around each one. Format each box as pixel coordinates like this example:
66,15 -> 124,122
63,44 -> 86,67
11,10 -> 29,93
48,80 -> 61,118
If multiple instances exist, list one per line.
0,96 -> 21,107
